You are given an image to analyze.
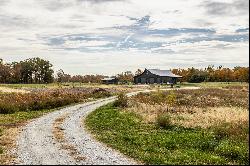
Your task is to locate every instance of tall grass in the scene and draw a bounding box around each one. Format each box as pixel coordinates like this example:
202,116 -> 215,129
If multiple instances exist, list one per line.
0,88 -> 112,114
132,88 -> 249,108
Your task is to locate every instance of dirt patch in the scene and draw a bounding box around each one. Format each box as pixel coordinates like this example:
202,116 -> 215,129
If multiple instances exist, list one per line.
53,114 -> 86,162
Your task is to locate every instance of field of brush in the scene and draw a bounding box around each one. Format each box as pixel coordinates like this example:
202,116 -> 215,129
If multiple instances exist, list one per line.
86,83 -> 249,165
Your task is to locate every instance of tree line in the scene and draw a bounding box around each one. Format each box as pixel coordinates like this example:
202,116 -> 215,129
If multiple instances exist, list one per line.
0,57 -> 249,84
0,58 -> 54,83
172,66 -> 249,83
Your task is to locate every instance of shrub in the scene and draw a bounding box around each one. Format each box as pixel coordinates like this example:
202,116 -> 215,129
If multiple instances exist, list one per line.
113,93 -> 128,108
156,114 -> 172,129
92,88 -> 111,98
0,103 -> 17,114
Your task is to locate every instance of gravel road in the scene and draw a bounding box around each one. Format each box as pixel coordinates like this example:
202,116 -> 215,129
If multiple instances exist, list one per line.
15,87 -> 200,165
15,96 -> 138,165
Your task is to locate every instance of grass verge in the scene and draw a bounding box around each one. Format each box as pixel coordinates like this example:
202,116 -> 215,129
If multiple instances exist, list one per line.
85,104 -> 249,165
0,109 -> 54,164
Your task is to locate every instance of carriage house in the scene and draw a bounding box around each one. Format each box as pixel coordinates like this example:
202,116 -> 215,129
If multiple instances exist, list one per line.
134,69 -> 182,84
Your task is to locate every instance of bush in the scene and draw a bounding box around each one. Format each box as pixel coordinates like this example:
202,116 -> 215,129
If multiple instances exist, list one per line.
0,103 -> 17,114
92,88 -> 111,98
113,93 -> 128,108
156,114 -> 172,129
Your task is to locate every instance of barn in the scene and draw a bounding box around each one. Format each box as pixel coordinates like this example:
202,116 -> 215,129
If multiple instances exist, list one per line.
134,69 -> 182,84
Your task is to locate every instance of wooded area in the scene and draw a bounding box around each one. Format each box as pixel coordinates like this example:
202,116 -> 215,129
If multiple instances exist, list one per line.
0,58 -> 249,84
172,66 -> 249,83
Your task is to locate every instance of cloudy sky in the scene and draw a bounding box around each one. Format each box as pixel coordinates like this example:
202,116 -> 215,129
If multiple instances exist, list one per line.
0,0 -> 249,75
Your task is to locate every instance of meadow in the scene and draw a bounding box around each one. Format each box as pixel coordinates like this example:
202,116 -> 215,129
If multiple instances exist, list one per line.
0,82 -> 249,164
86,83 -> 249,165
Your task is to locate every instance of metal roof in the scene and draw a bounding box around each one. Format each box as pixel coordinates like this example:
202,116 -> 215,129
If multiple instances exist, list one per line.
147,69 -> 182,78
101,77 -> 117,81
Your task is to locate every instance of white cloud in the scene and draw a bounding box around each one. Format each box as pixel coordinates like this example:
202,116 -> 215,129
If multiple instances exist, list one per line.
0,0 -> 248,75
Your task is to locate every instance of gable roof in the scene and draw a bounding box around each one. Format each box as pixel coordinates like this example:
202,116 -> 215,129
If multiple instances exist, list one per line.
147,69 -> 182,78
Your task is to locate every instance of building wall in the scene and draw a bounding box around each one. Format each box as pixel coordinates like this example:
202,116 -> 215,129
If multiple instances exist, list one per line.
134,76 -> 176,84
134,73 -> 177,84
102,79 -> 118,84
134,70 -> 177,84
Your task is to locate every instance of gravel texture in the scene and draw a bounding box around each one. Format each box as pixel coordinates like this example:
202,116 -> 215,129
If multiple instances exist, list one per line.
15,96 -> 137,165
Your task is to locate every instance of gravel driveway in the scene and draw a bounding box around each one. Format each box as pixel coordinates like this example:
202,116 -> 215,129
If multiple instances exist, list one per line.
15,96 -> 138,165
14,87 -> 200,165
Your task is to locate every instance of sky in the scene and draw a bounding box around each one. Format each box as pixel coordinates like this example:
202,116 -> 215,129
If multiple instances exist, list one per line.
0,0 -> 249,76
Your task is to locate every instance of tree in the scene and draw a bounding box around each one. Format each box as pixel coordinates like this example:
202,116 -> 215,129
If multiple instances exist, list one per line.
56,69 -> 71,83
18,57 -> 54,83
117,71 -> 134,84
135,69 -> 143,76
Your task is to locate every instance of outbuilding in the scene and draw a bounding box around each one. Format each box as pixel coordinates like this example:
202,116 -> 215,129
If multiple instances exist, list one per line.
134,69 -> 182,84
101,77 -> 118,84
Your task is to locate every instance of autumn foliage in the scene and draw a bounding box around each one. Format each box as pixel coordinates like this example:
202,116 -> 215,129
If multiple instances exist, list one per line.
172,65 -> 249,83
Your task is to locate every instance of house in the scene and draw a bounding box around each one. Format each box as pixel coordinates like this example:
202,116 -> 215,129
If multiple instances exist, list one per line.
134,69 -> 182,84
101,77 -> 118,84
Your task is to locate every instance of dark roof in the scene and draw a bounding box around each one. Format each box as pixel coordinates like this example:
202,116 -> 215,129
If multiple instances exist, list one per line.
101,77 -> 117,81
147,69 -> 182,78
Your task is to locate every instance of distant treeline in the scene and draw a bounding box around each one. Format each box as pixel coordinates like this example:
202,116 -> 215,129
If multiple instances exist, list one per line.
0,57 -> 249,84
172,66 -> 249,83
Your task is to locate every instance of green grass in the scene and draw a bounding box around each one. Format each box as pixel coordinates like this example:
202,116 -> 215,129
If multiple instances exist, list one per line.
0,109 -> 53,126
179,82 -> 248,88
0,82 -> 106,89
85,104 -> 249,165
0,83 -> 55,89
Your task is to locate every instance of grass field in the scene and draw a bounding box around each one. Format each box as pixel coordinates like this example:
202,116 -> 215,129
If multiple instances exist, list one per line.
85,85 -> 249,165
0,82 -> 249,164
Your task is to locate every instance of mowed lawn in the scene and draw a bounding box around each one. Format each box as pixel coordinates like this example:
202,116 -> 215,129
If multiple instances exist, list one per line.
85,84 -> 249,165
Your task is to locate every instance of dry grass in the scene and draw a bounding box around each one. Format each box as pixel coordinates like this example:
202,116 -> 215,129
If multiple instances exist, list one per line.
0,127 -> 20,165
0,87 -> 29,94
125,85 -> 249,140
125,103 -> 249,129
0,88 -> 112,114
52,114 -> 86,162
132,87 -> 249,108
171,107 -> 249,129
53,115 -> 68,142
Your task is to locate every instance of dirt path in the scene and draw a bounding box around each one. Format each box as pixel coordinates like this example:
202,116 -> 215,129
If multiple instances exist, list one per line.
14,87 -> 199,165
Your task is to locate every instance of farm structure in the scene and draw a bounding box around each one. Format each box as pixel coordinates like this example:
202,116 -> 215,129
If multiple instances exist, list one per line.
134,69 -> 182,84
101,77 -> 118,84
